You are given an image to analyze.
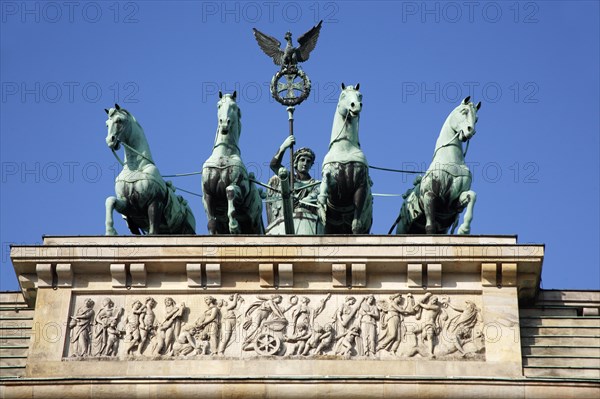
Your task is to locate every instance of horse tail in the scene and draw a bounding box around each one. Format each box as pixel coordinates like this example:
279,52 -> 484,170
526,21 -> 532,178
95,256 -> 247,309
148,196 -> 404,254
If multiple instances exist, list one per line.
387,213 -> 402,235
164,181 -> 196,234
246,173 -> 265,234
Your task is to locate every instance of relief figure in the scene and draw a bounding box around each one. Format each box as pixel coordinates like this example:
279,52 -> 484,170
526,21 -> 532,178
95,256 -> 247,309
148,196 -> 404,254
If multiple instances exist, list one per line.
153,297 -> 185,356
376,293 -> 415,354
217,293 -> 244,356
138,297 -> 157,355
92,298 -> 123,356
194,296 -> 221,355
69,298 -> 95,357
358,295 -> 380,356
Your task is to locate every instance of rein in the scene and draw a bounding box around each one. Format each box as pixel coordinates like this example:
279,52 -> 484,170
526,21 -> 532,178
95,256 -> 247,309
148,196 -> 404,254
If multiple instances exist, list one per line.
111,148 -> 125,167
111,141 -> 156,167
110,141 -> 204,197
431,130 -> 471,161
328,110 -> 352,149
213,141 -> 241,154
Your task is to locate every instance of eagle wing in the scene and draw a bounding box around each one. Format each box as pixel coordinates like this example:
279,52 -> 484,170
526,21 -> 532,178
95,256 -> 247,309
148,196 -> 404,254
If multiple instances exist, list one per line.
296,20 -> 323,62
253,28 -> 283,66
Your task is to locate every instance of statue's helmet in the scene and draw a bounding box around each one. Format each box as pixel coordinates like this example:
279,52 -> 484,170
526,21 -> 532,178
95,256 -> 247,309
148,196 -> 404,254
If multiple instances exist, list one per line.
293,147 -> 315,167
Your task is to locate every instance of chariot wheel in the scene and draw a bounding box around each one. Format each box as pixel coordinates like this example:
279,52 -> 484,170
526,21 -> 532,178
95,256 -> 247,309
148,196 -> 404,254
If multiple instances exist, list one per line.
254,332 -> 281,356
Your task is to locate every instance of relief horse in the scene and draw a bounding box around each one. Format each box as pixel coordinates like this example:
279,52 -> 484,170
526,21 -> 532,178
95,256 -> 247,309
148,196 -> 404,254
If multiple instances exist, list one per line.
392,97 -> 481,235
104,104 -> 196,235
201,92 -> 264,234
318,83 -> 373,234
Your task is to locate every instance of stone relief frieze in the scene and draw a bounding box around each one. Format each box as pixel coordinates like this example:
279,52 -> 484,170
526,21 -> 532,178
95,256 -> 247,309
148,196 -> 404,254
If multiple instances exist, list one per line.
65,293 -> 485,360
68,298 -> 95,357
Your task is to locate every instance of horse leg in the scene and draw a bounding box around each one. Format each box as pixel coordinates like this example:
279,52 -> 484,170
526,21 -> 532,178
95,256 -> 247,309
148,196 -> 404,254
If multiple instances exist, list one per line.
352,185 -> 367,234
203,170 -> 221,234
105,196 -> 127,235
422,191 -> 437,234
317,171 -> 331,225
147,200 -> 163,235
226,184 -> 241,234
457,190 -> 477,235
124,217 -> 142,235
203,193 -> 218,235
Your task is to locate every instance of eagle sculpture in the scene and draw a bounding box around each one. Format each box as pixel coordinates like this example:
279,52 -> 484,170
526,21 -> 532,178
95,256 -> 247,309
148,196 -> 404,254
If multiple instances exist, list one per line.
253,20 -> 323,69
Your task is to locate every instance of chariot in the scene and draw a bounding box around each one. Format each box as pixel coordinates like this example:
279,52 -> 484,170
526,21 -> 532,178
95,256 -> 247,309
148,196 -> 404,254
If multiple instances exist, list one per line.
252,318 -> 288,356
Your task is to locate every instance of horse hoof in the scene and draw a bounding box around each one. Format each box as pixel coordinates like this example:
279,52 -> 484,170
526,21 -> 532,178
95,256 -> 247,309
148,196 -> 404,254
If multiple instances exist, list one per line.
226,186 -> 236,201
458,225 -> 470,235
352,219 -> 363,234
207,220 -> 217,234
229,220 -> 240,234
317,206 -> 327,225
105,228 -> 117,236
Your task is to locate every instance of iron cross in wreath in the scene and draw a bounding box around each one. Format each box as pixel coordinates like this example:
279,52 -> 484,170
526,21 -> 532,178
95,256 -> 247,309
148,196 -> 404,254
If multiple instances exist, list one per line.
253,20 -> 323,106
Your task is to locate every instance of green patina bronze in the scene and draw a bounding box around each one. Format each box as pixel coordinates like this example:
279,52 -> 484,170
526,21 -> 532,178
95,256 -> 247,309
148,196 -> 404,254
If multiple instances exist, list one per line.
253,20 -> 322,106
201,92 -> 264,235
318,83 -> 373,234
104,105 -> 196,235
265,135 -> 323,235
391,97 -> 481,235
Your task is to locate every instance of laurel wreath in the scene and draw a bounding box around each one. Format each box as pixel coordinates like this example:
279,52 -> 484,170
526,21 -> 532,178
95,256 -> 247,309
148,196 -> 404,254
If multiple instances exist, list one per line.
270,67 -> 312,106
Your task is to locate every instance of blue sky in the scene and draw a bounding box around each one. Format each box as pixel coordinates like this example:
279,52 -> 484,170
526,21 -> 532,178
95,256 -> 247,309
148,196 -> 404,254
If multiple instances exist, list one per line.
1,1 -> 598,291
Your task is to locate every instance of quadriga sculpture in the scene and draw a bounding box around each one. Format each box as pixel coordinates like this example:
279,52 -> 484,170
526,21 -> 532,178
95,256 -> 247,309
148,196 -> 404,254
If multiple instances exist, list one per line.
201,92 -> 264,234
104,105 -> 196,235
318,83 -> 373,234
391,97 -> 481,235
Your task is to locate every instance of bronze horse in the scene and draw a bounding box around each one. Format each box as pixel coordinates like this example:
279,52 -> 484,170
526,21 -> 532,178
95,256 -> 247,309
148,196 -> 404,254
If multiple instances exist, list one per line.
201,92 -> 264,234
318,84 -> 373,234
104,105 -> 195,235
391,97 -> 481,235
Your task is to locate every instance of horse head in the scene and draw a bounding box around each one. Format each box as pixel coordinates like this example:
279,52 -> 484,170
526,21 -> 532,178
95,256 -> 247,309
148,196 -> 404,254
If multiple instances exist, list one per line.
105,103 -> 133,150
338,83 -> 362,120
217,91 -> 241,138
450,96 -> 481,142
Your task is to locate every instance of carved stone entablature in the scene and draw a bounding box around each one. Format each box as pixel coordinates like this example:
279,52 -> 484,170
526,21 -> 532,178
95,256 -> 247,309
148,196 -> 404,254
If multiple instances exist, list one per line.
13,236 -> 544,302
13,236 -> 536,381
64,292 -> 485,361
